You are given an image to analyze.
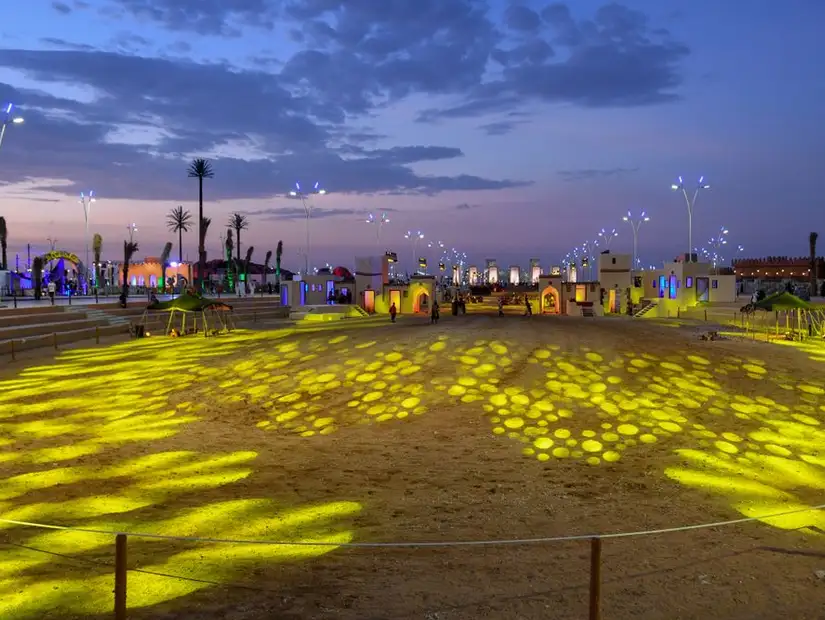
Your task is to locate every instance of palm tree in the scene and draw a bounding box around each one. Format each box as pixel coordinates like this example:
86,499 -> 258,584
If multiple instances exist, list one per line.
199,216 -> 211,286
810,232 -> 819,297
92,233 -> 103,289
0,216 -> 7,270
187,159 -> 214,291
32,256 -> 43,300
225,229 -> 234,289
275,240 -> 283,291
121,240 -> 139,303
228,213 -> 249,263
243,246 -> 254,292
166,206 -> 192,264
263,250 -> 272,292
160,242 -> 173,291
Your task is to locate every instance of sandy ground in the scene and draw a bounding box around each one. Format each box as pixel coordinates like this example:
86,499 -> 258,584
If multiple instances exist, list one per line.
1,313 -> 825,620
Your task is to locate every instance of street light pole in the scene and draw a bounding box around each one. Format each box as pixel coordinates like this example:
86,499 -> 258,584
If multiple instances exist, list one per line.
289,181 -> 326,275
622,210 -> 650,272
581,239 -> 599,280
671,176 -> 710,262
366,212 -> 390,248
598,228 -> 618,251
404,230 -> 424,275
0,103 -> 24,151
707,226 -> 729,274
79,191 -> 96,291
127,223 -> 138,243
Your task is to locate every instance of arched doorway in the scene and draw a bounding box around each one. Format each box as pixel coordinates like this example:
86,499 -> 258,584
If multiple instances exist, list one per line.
412,287 -> 430,313
540,285 -> 560,314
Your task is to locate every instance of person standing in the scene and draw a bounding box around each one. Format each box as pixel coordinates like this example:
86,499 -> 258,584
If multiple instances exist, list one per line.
431,300 -> 439,324
498,297 -> 504,316
47,280 -> 56,306
389,302 -> 397,323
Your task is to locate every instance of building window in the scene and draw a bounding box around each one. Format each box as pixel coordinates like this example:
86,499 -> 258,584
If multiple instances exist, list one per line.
611,257 -> 616,264
575,285 -> 586,302
652,280 -> 656,288
712,279 -> 718,289
686,277 -> 693,287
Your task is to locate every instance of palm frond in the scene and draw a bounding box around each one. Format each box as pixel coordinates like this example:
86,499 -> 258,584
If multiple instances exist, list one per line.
187,158 -> 214,179
228,212 -> 249,231
167,206 -> 192,232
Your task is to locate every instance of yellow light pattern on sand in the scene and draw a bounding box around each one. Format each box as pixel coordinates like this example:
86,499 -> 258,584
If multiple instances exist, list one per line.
2,321 -> 825,619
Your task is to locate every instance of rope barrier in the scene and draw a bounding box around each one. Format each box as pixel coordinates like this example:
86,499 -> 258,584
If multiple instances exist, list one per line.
1,502 -> 823,548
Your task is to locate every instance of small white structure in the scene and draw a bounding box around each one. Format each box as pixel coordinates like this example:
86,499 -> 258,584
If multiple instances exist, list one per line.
641,260 -> 736,316
529,259 -> 540,285
486,259 -> 498,284
509,265 -> 520,285
468,266 -> 479,285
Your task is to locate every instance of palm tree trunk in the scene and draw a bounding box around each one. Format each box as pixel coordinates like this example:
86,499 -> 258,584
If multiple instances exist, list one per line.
236,230 -> 241,263
179,228 -> 183,264
198,178 -> 204,292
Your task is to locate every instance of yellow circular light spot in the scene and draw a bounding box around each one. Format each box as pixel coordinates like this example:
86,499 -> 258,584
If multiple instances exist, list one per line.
554,429 -> 571,439
588,382 -> 607,394
552,447 -> 570,458
537,452 -> 550,461
401,397 -> 420,408
617,424 -> 639,435
474,363 -> 497,376
362,391 -> 382,402
458,376 -> 478,387
504,417 -> 524,429
448,385 -> 467,397
602,432 -> 619,442
367,404 -> 387,416
511,394 -> 530,406
791,414 -> 819,426
492,426 -> 505,435
603,451 -> 620,462
534,437 -> 553,450
586,457 -> 600,466
460,355 -> 478,365
715,441 -> 738,454
581,440 -> 602,453
534,349 -> 550,359
490,343 -> 508,355
659,422 -> 682,433
764,444 -> 792,457
721,432 -> 743,442
356,373 -> 377,383
385,352 -> 403,362
742,364 -> 766,374
582,430 -> 596,438
429,341 -> 446,352
490,394 -> 508,407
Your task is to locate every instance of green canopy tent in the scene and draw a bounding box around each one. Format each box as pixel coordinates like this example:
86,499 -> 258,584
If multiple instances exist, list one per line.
750,292 -> 819,340
141,293 -> 235,337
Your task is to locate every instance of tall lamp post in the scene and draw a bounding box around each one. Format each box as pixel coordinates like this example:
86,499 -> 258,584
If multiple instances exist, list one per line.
671,175 -> 710,262
366,212 -> 390,248
598,228 -> 618,251
79,191 -> 96,291
707,226 -> 729,274
622,210 -> 650,271
0,103 -> 24,151
127,223 -> 138,243
404,230 -> 424,274
289,181 -> 326,274
581,239 -> 599,280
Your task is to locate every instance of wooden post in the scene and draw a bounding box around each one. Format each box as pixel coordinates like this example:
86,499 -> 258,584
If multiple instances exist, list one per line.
10,339 -> 15,361
53,332 -> 58,349
96,326 -> 100,344
114,533 -> 127,620
703,309 -> 707,321
589,537 -> 602,620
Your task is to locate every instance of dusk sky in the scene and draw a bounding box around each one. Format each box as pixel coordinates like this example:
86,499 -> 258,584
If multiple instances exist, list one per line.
1,0 -> 823,273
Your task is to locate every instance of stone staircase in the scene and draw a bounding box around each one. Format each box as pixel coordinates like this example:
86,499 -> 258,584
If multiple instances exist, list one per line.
633,300 -> 658,318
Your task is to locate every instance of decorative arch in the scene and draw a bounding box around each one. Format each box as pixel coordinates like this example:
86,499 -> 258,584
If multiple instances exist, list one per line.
42,250 -> 80,264
540,285 -> 560,314
412,286 -> 430,313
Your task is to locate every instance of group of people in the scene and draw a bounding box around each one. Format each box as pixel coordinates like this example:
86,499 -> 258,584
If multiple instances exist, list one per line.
388,294 -> 534,323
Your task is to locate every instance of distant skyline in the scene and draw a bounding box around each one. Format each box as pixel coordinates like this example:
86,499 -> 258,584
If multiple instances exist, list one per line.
1,0 -> 824,273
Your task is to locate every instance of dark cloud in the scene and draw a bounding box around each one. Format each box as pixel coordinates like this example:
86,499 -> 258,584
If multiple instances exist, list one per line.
39,37 -> 96,51
242,207 -> 361,221
557,167 -> 639,182
0,2 -> 687,201
51,1 -> 72,14
478,120 -> 524,136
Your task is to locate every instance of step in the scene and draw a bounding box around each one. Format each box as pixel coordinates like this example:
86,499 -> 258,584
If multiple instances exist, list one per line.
0,318 -> 108,340
1,323 -> 129,355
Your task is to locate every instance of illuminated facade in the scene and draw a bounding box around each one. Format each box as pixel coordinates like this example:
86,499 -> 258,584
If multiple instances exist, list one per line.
116,258 -> 192,289
509,265 -> 520,285
733,256 -> 822,281
529,259 -> 540,285
485,259 -> 498,284
468,266 -> 478,285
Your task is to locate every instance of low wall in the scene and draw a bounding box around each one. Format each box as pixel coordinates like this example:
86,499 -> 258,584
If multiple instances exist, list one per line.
2,323 -> 130,356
